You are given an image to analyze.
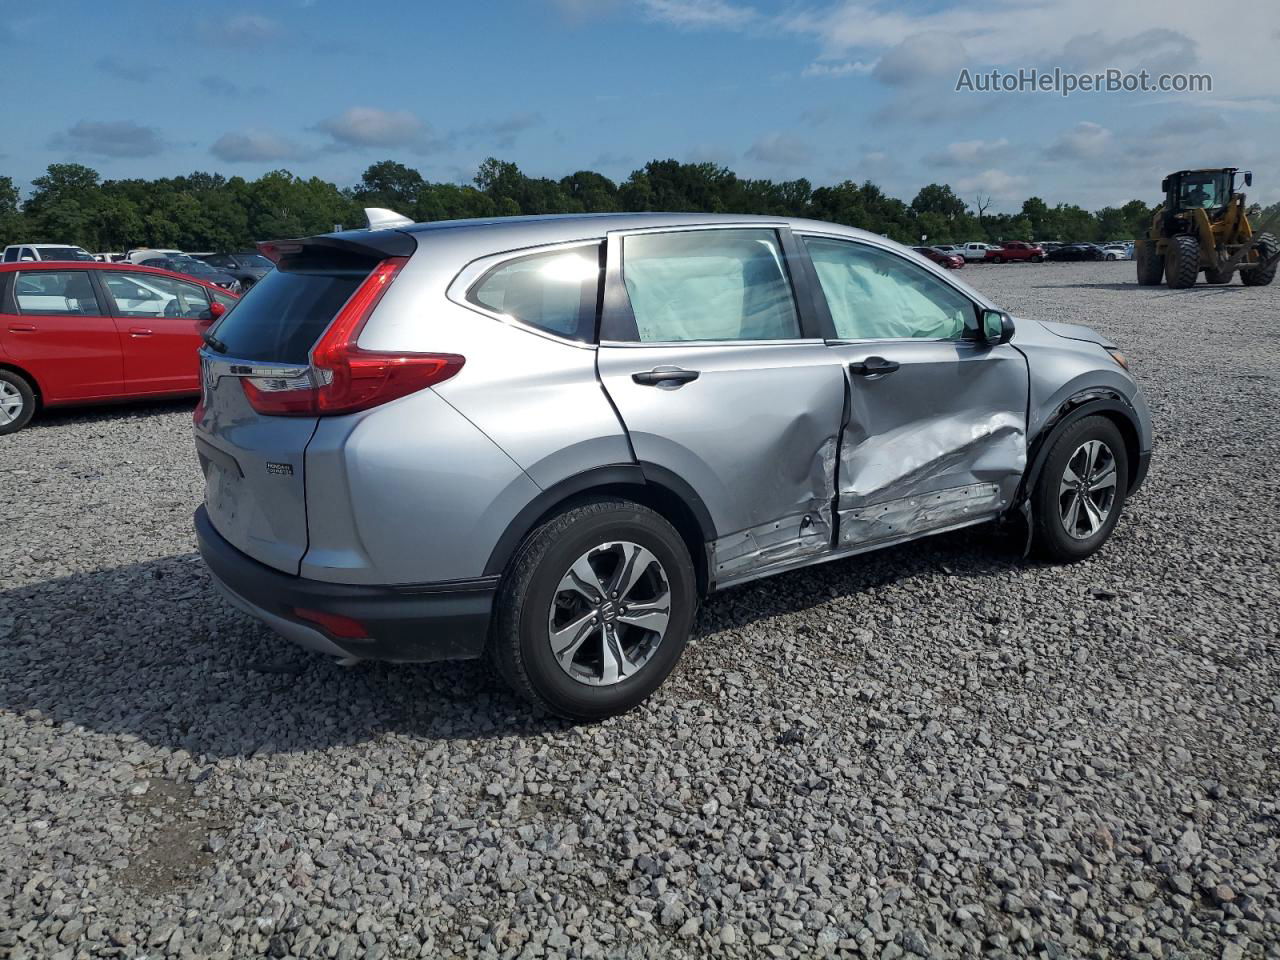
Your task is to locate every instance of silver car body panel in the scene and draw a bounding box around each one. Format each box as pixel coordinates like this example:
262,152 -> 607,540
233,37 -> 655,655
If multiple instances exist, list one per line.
194,354 -> 317,575
360,231 -> 632,488
300,388 -> 541,584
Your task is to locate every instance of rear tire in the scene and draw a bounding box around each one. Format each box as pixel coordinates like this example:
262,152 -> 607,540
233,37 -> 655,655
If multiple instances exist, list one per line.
490,498 -> 697,721
1032,416 -> 1129,563
1241,233 -> 1277,287
0,369 -> 36,434
1031,255 -> 1044,263
1135,240 -> 1163,285
1165,235 -> 1200,289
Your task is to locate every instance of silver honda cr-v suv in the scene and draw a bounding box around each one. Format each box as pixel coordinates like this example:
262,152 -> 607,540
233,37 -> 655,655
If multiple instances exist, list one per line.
194,210 -> 1152,719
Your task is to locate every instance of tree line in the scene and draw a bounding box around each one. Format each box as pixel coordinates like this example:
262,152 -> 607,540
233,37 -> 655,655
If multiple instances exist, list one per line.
0,156 -> 1226,254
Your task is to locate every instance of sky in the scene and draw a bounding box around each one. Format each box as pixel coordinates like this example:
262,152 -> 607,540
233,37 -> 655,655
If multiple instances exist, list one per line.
5,0 -> 1278,212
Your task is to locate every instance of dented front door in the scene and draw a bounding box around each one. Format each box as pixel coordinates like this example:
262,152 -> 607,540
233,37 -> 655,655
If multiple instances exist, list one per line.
829,339 -> 1028,547
797,233 -> 1028,549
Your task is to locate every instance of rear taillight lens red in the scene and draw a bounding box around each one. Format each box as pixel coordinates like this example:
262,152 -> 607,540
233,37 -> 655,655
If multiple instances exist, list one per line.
292,607 -> 369,639
242,257 -> 464,417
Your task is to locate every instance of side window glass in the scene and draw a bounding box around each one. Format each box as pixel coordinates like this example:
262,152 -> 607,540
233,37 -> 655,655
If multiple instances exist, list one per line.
104,272 -> 211,319
803,238 -> 974,341
14,271 -> 102,315
469,243 -> 600,341
621,229 -> 800,342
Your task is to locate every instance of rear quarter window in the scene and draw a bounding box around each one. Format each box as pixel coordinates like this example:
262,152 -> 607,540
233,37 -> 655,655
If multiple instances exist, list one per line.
468,243 -> 601,342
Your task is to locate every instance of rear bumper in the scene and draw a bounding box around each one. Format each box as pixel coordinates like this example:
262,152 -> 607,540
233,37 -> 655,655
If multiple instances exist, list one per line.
195,505 -> 495,662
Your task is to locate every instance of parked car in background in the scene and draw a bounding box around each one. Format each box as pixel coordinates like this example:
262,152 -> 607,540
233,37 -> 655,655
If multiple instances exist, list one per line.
0,261 -> 238,433
1100,243 -> 1133,261
3,244 -> 96,263
960,242 -> 996,261
139,255 -> 242,294
912,246 -> 964,269
125,248 -> 184,265
195,251 -> 273,290
193,211 -> 1152,719
986,241 -> 1045,263
1047,243 -> 1105,262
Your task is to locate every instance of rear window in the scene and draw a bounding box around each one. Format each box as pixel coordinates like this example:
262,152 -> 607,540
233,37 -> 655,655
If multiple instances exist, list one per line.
207,252 -> 374,363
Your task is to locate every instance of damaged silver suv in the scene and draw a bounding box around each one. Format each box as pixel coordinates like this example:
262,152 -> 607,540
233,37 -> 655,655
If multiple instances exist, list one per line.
194,212 -> 1152,719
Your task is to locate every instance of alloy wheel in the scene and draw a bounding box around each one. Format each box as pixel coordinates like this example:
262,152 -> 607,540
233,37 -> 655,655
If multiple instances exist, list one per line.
0,380 -> 24,426
1058,439 -> 1118,539
547,541 -> 671,686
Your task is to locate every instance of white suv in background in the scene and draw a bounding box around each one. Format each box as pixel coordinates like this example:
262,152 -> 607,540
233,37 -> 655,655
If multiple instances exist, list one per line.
2,243 -> 95,263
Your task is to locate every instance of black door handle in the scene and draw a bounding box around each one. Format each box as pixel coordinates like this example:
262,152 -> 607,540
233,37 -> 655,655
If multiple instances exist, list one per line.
632,367 -> 700,387
849,356 -> 900,376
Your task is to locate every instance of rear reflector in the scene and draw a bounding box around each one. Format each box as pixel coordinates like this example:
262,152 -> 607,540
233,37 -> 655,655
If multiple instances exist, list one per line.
241,257 -> 464,417
292,607 -> 370,639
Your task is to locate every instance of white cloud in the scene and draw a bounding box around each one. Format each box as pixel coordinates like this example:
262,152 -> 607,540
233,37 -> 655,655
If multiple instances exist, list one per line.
954,169 -> 1029,199
211,131 -> 310,163
199,13 -> 280,47
1044,121 -> 1112,160
51,121 -> 164,158
924,138 -> 1011,167
315,107 -> 441,151
802,60 -> 876,78
640,0 -> 756,28
744,133 -> 814,167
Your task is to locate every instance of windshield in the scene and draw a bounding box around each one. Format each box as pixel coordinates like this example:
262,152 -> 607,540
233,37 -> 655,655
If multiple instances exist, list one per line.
237,253 -> 272,268
1178,172 -> 1232,209
38,246 -> 94,261
171,257 -> 217,274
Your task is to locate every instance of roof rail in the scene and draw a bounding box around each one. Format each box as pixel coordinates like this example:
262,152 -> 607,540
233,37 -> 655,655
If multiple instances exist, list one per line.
364,207 -> 414,231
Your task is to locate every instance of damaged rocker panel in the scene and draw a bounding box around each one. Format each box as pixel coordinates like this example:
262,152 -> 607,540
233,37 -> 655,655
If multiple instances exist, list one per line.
838,482 -> 1004,546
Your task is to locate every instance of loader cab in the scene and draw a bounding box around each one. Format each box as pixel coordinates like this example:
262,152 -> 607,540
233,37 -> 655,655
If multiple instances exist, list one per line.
1164,169 -> 1237,215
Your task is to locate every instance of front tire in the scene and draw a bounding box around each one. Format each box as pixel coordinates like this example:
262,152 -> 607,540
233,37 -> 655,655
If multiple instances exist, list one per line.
1165,234 -> 1200,289
1241,233 -> 1277,287
490,498 -> 697,720
1031,416 -> 1129,563
0,369 -> 36,434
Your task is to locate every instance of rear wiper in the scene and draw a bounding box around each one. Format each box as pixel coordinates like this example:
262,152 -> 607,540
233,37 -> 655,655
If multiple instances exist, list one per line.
202,330 -> 229,353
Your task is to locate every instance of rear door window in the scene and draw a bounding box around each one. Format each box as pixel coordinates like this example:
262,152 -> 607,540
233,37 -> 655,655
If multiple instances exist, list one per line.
469,243 -> 601,341
206,251 -> 375,363
619,229 -> 801,342
102,272 -> 211,319
14,270 -> 103,315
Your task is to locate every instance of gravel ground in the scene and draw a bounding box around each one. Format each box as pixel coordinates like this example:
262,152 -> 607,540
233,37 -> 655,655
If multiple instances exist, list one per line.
2,260 -> 1278,959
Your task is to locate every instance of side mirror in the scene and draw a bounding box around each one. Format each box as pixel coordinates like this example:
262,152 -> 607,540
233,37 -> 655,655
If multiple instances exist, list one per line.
1244,171 -> 1253,187
981,309 -> 1015,345
1160,177 -> 1170,193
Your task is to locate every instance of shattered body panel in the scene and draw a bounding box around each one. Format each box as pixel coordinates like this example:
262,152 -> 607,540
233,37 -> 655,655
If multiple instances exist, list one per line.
829,339 -> 1030,547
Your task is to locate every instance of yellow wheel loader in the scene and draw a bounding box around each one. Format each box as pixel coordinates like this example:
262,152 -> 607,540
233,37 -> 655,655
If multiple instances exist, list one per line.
1135,168 -> 1277,289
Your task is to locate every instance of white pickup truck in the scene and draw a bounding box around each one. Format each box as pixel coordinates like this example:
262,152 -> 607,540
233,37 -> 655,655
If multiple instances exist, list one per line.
959,242 -> 996,262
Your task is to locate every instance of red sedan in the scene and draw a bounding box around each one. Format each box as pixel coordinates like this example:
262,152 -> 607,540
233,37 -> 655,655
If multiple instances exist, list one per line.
985,241 -> 1045,263
912,246 -> 965,270
0,261 -> 239,433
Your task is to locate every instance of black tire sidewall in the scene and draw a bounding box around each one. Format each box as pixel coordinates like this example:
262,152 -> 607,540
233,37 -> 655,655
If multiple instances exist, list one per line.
514,505 -> 696,719
1034,416 -> 1129,562
0,370 -> 35,434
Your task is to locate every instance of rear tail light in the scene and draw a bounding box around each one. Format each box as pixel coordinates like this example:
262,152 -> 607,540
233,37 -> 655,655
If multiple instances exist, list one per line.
241,257 -> 464,417
292,607 -> 369,640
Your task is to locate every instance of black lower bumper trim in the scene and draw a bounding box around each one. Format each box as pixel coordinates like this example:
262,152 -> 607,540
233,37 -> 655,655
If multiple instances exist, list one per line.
195,506 -> 495,662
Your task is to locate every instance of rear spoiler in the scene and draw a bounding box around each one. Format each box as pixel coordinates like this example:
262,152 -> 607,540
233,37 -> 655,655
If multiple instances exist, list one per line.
257,226 -> 416,264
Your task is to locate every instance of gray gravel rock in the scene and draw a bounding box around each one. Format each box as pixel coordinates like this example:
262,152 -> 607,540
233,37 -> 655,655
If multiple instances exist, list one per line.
2,262 -> 1279,957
